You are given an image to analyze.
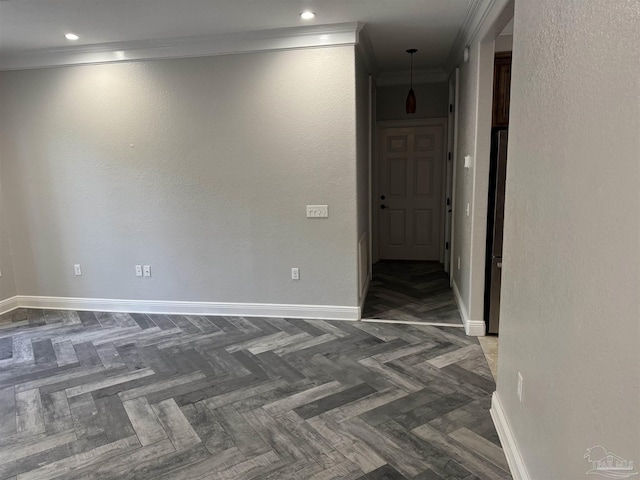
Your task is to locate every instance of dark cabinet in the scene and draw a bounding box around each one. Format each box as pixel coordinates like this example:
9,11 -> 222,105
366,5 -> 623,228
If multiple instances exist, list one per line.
492,53 -> 512,127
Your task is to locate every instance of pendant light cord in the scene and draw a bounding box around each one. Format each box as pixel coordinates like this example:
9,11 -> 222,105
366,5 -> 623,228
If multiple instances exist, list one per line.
405,48 -> 418,114
406,48 -> 417,89
410,52 -> 413,89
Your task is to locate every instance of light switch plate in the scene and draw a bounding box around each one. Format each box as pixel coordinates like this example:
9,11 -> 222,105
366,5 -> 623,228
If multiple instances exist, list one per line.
517,372 -> 524,402
306,205 -> 328,218
464,155 -> 473,169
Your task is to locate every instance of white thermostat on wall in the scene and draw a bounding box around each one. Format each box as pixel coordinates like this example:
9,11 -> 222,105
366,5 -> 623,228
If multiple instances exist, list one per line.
306,205 -> 329,218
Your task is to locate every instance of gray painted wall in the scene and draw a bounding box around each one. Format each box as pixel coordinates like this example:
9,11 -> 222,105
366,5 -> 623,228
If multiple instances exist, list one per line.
0,182 -> 16,301
451,38 -> 487,323
497,1 -> 640,478
0,46 -> 360,307
376,82 -> 448,121
355,50 -> 370,299
495,34 -> 513,52
451,3 -> 510,328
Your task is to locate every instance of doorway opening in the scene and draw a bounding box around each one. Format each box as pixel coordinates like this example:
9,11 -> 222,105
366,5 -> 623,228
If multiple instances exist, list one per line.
362,118 -> 462,327
476,11 -> 514,378
483,21 -> 513,336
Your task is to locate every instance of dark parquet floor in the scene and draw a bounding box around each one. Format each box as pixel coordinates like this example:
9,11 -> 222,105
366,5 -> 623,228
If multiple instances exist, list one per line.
362,261 -> 463,326
0,308 -> 509,480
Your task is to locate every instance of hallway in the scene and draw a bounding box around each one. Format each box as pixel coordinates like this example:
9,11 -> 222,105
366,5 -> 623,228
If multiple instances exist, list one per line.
362,261 -> 463,327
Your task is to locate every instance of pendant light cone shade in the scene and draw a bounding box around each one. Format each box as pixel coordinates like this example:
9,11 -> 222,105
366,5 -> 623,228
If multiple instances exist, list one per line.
406,48 -> 418,114
406,89 -> 416,114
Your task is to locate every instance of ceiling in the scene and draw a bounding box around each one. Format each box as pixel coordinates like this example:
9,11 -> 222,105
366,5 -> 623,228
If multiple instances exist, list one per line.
0,0 -> 474,73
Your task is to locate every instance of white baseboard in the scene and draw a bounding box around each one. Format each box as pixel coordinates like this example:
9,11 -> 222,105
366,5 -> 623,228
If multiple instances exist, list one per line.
0,296 -> 19,316
451,279 -> 486,336
490,392 -> 530,480
10,295 -> 359,321
464,318 -> 486,336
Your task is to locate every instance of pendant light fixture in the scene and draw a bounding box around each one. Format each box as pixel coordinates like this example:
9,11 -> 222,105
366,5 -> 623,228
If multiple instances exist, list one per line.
406,48 -> 417,114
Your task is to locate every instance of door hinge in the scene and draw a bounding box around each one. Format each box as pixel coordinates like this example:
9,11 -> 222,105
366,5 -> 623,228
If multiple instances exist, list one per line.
449,104 -> 454,113
445,242 -> 449,250
446,198 -> 451,206
448,152 -> 452,161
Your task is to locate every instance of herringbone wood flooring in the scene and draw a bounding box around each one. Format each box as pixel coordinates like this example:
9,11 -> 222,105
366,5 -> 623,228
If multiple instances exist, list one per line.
362,261 -> 463,326
0,308 -> 509,480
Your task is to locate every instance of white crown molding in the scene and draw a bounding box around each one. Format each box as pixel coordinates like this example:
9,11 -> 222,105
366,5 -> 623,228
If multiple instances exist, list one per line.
11,295 -> 359,321
375,69 -> 448,86
444,0 -> 494,73
490,392 -> 531,480
355,25 -> 378,77
444,0 -> 515,74
0,22 -> 362,71
452,279 -> 486,336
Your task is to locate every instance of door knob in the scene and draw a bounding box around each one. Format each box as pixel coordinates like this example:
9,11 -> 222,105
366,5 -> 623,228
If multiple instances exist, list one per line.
380,205 -> 387,209
380,195 -> 386,200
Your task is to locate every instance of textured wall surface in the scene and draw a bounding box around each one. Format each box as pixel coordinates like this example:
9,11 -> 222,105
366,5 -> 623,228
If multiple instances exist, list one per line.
0,182 -> 16,300
497,1 -> 640,478
451,40 -> 481,319
0,46 -> 359,306
495,34 -> 513,52
451,28 -> 500,326
450,0 -> 513,327
355,50 -> 370,299
376,82 -> 448,121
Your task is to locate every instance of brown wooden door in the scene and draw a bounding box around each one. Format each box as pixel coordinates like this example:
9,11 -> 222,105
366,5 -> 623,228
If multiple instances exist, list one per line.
492,53 -> 512,127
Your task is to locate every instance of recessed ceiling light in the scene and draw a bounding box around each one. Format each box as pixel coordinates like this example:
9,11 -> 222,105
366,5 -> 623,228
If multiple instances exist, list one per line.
64,33 -> 79,41
300,11 -> 315,20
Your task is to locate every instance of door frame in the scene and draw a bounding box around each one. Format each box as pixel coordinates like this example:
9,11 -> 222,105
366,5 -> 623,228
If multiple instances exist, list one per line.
447,68 -> 460,280
371,118 -> 448,267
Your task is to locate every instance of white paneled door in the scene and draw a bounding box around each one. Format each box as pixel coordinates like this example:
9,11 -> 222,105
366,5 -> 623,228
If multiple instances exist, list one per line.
379,126 -> 444,260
